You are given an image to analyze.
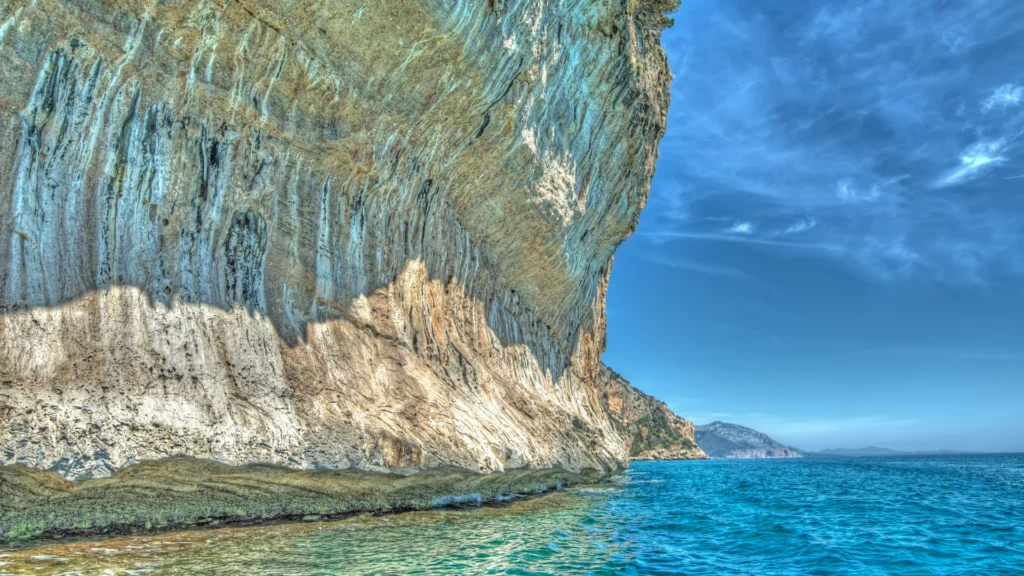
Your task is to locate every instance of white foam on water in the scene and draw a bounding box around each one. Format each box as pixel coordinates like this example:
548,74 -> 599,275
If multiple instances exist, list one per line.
431,493 -> 483,507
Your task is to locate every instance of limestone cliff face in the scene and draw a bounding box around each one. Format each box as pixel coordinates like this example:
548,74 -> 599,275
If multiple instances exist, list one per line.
0,0 -> 671,480
596,365 -> 707,460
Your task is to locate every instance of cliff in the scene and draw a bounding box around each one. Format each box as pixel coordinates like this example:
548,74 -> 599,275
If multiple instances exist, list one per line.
0,0 -> 675,538
694,422 -> 803,459
596,365 -> 707,460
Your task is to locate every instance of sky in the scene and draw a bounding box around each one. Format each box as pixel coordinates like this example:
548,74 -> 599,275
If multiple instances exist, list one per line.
603,0 -> 1024,453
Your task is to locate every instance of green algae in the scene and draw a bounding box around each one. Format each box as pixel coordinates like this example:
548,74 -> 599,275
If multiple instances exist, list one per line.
0,486 -> 614,575
0,457 -> 609,544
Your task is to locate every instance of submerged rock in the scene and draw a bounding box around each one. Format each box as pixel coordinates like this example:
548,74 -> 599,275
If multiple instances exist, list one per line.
0,0 -> 676,538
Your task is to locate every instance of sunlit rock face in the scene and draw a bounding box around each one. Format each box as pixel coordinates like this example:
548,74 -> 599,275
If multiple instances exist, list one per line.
596,365 -> 707,461
0,0 -> 670,480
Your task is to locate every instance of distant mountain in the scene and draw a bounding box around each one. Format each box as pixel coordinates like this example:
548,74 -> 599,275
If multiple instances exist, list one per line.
814,446 -> 903,457
808,447 -> 974,458
694,422 -> 803,459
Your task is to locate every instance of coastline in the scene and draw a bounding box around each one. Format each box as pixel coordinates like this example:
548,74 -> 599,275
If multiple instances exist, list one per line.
3,455 -> 1018,573
631,451 -> 710,462
1,458 -> 616,544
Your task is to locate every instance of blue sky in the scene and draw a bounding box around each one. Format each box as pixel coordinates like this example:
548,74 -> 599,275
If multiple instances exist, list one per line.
603,0 -> 1024,452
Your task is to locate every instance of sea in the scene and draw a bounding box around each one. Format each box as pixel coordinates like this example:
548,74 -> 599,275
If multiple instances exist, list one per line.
2,455 -> 1021,575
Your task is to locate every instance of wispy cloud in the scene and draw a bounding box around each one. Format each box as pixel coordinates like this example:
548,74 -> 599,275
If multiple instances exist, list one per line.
836,180 -> 882,204
874,345 -> 1023,362
634,248 -> 752,279
982,83 -> 1024,112
641,230 -> 843,253
759,415 -> 921,438
934,139 -> 1008,188
644,0 -> 1024,284
779,217 -> 816,236
725,221 -> 754,234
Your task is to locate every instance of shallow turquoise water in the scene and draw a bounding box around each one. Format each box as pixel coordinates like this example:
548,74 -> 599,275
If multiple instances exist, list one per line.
3,455 -> 1022,575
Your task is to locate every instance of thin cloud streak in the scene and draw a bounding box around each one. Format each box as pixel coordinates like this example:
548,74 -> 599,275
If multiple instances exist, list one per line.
634,249 -> 753,279
934,139 -> 1008,188
641,230 -> 844,253
682,410 -> 923,450
775,217 -> 817,237
874,346 -> 1024,362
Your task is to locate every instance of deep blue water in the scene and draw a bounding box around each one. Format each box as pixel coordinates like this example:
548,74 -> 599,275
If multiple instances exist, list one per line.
3,455 -> 1022,575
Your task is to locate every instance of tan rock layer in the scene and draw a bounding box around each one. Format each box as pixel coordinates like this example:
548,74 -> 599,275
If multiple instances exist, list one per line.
0,0 -> 672,479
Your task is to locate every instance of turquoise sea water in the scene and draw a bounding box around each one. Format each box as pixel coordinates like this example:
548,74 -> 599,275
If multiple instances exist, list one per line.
3,455 -> 1022,575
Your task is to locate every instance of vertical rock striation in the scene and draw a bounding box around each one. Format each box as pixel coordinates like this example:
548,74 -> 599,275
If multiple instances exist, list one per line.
0,0 -> 672,484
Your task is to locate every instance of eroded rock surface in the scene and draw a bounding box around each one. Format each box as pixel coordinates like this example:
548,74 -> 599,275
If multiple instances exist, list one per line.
0,0 -> 672,482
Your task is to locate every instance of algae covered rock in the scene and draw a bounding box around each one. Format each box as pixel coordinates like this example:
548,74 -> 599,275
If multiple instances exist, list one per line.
0,457 -> 606,541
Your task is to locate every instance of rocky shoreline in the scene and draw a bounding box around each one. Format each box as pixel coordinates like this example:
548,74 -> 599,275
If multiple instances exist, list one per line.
0,457 -> 611,543
631,448 -> 709,461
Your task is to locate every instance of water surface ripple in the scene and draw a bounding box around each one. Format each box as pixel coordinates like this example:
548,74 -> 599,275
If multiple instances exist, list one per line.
2,455 -> 1021,575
